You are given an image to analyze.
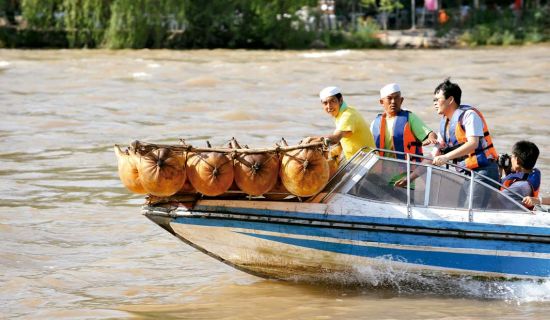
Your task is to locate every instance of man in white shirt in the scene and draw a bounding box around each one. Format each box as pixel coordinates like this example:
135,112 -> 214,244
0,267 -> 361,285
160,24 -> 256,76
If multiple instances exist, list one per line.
431,78 -> 500,207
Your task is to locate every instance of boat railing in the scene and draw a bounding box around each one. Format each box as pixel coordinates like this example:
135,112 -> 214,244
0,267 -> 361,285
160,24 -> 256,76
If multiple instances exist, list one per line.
320,147 -> 531,218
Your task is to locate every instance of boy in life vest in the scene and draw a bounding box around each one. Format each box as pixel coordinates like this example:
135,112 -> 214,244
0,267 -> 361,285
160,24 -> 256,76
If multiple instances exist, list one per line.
500,140 -> 541,209
431,78 -> 499,207
372,83 -> 438,188
317,86 -> 375,160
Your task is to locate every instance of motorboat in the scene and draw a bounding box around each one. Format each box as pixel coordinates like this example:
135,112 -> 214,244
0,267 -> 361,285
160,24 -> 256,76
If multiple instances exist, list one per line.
143,148 -> 550,281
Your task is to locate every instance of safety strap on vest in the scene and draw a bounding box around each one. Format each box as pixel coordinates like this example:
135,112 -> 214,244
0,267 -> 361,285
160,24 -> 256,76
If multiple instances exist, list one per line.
444,142 -> 495,163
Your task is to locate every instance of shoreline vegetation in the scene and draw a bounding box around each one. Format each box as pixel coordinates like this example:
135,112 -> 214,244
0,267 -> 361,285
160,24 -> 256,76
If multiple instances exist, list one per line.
0,0 -> 548,49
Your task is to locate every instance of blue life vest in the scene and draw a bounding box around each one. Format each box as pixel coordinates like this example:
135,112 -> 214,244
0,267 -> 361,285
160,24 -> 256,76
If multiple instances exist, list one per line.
439,105 -> 498,169
501,168 -> 541,198
372,110 -> 423,161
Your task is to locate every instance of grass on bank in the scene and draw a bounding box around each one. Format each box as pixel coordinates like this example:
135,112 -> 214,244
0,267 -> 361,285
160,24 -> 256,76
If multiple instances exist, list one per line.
455,7 -> 550,46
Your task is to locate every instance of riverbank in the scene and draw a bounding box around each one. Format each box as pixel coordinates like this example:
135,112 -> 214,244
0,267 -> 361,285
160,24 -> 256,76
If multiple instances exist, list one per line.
376,29 -> 458,48
1,25 -> 547,50
0,29 -> 541,50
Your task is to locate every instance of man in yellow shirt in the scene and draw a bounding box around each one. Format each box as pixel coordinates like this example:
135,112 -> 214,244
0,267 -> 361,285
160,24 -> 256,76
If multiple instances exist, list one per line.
319,86 -> 375,160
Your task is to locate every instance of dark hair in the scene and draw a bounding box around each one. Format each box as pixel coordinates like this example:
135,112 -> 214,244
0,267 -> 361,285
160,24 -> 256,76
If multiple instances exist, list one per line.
434,78 -> 462,105
334,93 -> 343,100
512,140 -> 539,170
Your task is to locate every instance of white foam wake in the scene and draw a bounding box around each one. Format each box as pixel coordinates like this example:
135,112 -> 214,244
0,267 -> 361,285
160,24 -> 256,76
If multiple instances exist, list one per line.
287,257 -> 550,304
131,72 -> 151,79
299,50 -> 351,59
345,263 -> 550,303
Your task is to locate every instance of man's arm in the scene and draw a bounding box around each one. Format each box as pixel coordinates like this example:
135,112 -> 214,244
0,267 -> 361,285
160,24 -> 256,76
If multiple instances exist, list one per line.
523,196 -> 550,207
433,110 -> 483,166
325,129 -> 352,144
393,158 -> 432,188
408,112 -> 438,146
423,131 -> 438,146
394,131 -> 441,188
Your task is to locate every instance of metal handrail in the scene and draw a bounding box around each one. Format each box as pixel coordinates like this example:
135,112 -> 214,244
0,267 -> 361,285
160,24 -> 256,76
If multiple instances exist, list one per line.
320,147 -> 531,214
406,153 -> 412,218
367,147 -> 528,202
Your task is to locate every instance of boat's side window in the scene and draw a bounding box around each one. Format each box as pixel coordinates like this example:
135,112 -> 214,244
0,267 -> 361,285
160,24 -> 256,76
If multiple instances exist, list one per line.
472,179 -> 525,211
428,169 -> 470,209
347,158 -> 426,205
428,168 -> 525,211
323,152 -> 367,192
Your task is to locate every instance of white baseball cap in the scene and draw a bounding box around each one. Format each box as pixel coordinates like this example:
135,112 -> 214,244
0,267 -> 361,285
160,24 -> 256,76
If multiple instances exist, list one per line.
380,83 -> 401,98
319,86 -> 341,100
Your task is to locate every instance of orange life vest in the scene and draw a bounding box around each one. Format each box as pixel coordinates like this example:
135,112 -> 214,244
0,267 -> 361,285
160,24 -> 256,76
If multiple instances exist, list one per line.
440,105 -> 498,170
372,110 -> 423,161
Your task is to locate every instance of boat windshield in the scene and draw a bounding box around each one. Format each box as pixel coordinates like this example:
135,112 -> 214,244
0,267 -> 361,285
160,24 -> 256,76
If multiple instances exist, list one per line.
323,149 -> 528,213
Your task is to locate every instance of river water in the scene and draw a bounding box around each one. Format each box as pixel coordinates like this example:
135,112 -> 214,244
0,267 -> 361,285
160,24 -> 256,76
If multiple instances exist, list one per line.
1,46 -> 549,319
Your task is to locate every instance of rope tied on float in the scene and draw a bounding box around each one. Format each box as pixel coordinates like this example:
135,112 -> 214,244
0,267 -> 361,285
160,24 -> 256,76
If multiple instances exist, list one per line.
188,144 -> 233,179
235,152 -> 279,174
280,146 -> 325,173
196,155 -> 231,178
231,137 -> 276,176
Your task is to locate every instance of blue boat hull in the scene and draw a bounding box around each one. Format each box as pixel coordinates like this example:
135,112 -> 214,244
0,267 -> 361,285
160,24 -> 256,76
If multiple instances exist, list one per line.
146,205 -> 550,281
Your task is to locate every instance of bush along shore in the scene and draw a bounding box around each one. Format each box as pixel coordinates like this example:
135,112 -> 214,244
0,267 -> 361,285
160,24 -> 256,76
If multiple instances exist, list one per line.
440,6 -> 550,47
0,1 -> 548,49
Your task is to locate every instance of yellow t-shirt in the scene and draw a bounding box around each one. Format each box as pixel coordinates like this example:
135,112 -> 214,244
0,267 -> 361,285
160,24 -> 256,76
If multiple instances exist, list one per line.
383,116 -> 396,151
334,104 -> 375,159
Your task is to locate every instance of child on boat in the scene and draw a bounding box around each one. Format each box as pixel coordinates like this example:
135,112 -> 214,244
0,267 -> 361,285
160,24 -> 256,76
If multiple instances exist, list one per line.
500,140 -> 541,209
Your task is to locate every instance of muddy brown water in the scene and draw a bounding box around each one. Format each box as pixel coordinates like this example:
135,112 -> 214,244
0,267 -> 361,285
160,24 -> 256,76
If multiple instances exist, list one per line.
1,47 -> 550,319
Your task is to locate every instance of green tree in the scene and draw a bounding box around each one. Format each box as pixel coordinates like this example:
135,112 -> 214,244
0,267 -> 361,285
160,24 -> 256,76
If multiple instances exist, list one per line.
249,0 -> 317,48
104,0 -> 185,48
361,0 -> 402,30
62,0 -> 110,47
1,0 -> 20,25
21,0 -> 63,29
180,0 -> 316,49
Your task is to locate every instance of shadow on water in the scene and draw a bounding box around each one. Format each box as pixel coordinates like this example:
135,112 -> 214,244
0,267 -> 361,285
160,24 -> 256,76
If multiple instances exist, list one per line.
118,276 -> 550,320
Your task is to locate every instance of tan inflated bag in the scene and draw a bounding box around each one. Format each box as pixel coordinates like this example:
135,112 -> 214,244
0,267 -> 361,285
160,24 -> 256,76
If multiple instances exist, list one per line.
280,147 -> 330,197
114,145 -> 146,194
138,148 -> 186,197
234,153 -> 279,196
327,143 -> 343,177
187,152 -> 234,196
